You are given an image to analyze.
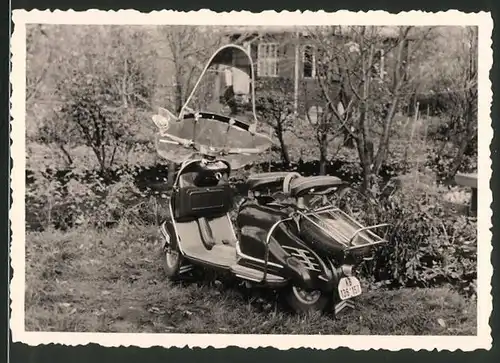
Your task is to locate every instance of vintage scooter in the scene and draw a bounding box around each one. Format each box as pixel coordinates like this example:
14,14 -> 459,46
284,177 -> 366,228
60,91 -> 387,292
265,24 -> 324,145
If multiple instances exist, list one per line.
151,44 -> 389,315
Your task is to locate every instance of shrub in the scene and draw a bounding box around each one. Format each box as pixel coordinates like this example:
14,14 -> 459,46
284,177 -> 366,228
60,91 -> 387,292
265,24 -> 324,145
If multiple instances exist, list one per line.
26,168 -> 151,230
26,170 -> 68,230
426,143 -> 478,181
356,180 -> 477,296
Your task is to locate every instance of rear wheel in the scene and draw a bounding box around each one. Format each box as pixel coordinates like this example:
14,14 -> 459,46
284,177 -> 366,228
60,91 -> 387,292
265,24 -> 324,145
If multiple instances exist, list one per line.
282,285 -> 332,314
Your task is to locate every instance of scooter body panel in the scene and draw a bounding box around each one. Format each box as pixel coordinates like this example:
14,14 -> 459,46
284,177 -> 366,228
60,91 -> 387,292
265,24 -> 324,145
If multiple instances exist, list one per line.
236,199 -> 337,292
158,157 -> 374,316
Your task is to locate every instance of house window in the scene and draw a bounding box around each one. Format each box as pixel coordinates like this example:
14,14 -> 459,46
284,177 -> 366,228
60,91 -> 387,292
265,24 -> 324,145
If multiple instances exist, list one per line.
257,43 -> 278,77
303,45 -> 316,78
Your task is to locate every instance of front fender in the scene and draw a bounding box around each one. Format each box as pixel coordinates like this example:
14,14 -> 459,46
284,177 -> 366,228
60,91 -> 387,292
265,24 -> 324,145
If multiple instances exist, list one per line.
160,221 -> 179,250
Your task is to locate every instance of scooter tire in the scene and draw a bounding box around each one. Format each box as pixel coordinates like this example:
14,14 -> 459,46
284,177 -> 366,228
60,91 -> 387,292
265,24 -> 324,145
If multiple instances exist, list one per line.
282,285 -> 332,315
163,243 -> 184,279
161,223 -> 184,279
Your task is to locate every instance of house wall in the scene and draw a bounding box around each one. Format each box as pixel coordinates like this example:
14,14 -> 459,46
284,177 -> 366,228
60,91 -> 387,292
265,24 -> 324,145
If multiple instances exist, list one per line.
230,31 -> 411,116
240,33 -> 343,115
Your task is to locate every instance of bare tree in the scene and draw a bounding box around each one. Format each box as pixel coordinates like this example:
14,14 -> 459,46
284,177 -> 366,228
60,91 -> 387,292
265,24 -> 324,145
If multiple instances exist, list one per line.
439,27 -> 478,179
255,77 -> 295,166
306,25 -> 435,191
407,26 -> 478,180
29,25 -> 159,173
26,25 -> 53,104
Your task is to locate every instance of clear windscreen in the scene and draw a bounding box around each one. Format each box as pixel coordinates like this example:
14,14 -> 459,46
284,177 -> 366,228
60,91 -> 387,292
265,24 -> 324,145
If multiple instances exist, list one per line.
182,45 -> 255,122
153,45 -> 274,169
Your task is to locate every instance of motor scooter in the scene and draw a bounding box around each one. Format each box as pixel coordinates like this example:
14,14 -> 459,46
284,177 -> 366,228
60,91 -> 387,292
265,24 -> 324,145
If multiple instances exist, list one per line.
152,44 -> 389,314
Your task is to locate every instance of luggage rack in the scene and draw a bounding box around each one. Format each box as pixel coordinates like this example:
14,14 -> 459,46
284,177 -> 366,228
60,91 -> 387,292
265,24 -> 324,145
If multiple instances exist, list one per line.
296,205 -> 390,251
259,205 -> 390,283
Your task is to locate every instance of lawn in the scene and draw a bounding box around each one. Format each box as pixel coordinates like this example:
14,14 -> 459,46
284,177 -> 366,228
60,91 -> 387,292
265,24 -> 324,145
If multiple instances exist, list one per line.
25,223 -> 477,335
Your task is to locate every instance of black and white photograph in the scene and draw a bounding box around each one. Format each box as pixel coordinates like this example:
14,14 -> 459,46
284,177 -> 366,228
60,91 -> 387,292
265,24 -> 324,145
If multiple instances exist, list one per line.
10,9 -> 493,351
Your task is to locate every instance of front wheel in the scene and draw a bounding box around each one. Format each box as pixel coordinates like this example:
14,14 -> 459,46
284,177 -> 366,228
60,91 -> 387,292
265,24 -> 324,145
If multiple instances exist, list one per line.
161,222 -> 185,279
282,285 -> 333,314
164,244 -> 183,278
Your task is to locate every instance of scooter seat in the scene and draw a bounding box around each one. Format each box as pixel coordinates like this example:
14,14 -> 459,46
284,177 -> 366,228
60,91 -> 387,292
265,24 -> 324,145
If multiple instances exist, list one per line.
289,175 -> 343,197
247,172 -> 296,192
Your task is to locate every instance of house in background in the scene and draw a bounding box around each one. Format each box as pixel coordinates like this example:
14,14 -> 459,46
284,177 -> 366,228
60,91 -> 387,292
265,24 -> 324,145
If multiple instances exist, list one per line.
223,26 -> 413,121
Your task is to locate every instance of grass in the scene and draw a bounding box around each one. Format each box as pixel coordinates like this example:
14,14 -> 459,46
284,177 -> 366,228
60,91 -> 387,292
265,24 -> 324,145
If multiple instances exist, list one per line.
25,222 -> 477,335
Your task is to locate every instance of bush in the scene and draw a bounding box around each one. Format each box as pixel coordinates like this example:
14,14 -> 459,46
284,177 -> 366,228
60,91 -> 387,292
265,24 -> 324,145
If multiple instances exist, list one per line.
357,181 -> 477,296
26,171 -> 68,230
425,143 -> 478,181
26,168 -> 154,230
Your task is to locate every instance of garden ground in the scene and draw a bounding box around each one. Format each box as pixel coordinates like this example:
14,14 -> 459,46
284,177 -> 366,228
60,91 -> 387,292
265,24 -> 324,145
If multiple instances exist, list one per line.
25,223 -> 477,335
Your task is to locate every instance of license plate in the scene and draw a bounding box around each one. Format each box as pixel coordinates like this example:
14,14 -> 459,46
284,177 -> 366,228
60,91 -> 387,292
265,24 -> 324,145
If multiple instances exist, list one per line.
338,276 -> 362,300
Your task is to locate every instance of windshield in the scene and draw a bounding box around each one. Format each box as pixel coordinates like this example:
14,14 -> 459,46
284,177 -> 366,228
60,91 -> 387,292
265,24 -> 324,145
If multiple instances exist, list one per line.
180,44 -> 256,122
153,45 -> 274,170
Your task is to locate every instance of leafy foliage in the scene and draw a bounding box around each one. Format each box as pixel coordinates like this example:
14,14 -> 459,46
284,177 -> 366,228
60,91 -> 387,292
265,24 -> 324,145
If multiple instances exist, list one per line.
351,178 -> 477,296
26,168 -> 153,231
